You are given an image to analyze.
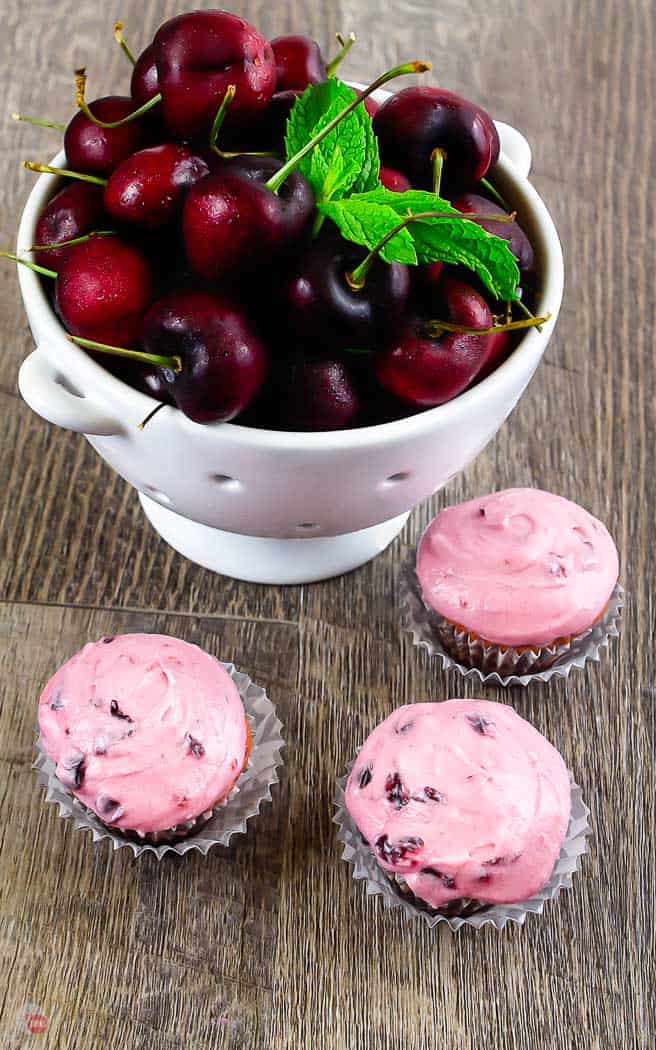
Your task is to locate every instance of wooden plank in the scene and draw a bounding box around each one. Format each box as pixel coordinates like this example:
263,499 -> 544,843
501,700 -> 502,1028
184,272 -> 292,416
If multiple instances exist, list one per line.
0,0 -> 653,1048
0,602 -> 298,1048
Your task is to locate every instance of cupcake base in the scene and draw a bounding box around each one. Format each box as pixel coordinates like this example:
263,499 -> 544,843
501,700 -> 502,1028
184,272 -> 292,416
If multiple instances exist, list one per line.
433,618 -> 578,676
334,767 -> 591,931
391,875 -> 487,919
34,663 -> 285,859
400,555 -> 623,687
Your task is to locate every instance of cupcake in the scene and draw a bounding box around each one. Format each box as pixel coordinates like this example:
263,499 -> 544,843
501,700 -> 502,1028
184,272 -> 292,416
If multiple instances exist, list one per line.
414,488 -> 619,676
38,634 -> 252,843
343,700 -> 575,918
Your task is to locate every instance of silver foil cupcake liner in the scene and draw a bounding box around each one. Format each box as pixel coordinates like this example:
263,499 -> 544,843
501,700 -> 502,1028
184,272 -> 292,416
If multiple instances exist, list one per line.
33,663 -> 285,859
334,765 -> 591,931
400,555 -> 623,687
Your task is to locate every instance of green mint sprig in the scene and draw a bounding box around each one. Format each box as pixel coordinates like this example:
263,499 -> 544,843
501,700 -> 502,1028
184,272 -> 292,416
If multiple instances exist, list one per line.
319,187 -> 521,301
285,79 -> 380,205
319,195 -> 417,263
285,81 -> 520,301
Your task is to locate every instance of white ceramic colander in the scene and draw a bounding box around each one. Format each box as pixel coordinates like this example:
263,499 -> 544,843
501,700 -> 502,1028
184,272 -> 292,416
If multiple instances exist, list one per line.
16,90 -> 562,584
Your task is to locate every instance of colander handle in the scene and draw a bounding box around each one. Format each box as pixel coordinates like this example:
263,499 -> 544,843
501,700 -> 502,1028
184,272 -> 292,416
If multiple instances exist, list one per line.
18,348 -> 123,436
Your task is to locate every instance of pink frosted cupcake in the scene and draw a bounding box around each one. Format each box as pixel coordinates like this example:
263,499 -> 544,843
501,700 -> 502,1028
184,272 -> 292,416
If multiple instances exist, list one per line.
38,634 -> 251,843
415,488 -> 620,676
344,700 -> 573,917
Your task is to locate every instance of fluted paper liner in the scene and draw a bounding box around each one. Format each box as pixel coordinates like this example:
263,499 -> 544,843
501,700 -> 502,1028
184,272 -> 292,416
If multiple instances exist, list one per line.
334,765 -> 591,931
34,663 -> 285,859
400,555 -> 623,687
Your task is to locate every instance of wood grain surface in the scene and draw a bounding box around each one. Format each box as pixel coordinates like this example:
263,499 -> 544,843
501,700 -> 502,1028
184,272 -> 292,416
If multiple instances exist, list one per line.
0,1 -> 654,1048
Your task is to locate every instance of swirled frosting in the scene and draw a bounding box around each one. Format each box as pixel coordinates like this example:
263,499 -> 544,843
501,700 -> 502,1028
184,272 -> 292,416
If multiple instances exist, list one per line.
38,634 -> 249,835
345,700 -> 571,908
416,488 -> 618,646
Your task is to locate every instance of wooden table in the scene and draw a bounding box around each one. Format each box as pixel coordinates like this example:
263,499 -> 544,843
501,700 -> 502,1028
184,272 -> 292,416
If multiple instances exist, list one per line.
0,1 -> 653,1047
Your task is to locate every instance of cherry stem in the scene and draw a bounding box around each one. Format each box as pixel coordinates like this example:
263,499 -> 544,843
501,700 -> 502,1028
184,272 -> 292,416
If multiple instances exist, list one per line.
68,335 -> 182,373
75,68 -> 162,127
30,230 -> 116,252
209,85 -> 275,159
431,148 -> 445,196
480,176 -> 510,211
12,113 -> 66,133
138,402 -> 167,430
516,296 -> 544,332
23,160 -> 107,186
425,312 -> 551,339
209,85 -> 236,153
0,250 -> 56,279
326,32 -> 356,77
346,208 -> 516,290
311,211 -> 325,238
266,59 -> 431,194
114,21 -> 136,65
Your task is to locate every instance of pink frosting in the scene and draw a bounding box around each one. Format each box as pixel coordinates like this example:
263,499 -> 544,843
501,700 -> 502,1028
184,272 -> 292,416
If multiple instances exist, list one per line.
416,488 -> 618,646
346,701 -> 571,908
38,634 -> 249,835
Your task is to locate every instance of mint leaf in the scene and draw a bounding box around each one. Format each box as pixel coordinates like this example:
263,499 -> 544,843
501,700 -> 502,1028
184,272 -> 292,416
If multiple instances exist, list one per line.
319,187 -> 520,300
285,81 -> 341,155
411,217 -> 520,301
285,80 -> 365,203
350,186 -> 458,216
312,144 -> 349,202
308,108 -> 364,201
284,79 -> 380,203
318,198 -> 417,264
350,102 -> 380,193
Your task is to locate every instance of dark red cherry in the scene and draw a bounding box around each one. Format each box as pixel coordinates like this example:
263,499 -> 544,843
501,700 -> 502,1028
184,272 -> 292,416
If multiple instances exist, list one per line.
274,357 -> 360,431
281,233 -> 410,353
55,237 -> 154,347
373,86 -> 500,193
153,11 -> 276,140
375,834 -> 424,866
358,375 -> 417,426
104,144 -> 209,230
271,35 -> 327,91
129,44 -> 168,138
379,166 -> 412,192
33,182 -> 106,270
131,43 -> 160,106
64,97 -> 150,176
249,89 -> 301,152
182,158 -> 313,283
103,357 -> 174,404
375,275 -> 496,406
478,330 -> 512,378
419,260 -> 444,291
364,96 -> 379,119
129,363 -> 174,403
143,291 -> 268,423
452,192 -> 534,272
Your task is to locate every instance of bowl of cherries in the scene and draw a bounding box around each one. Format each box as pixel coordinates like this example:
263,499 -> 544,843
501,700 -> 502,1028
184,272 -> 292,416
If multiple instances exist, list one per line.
9,10 -> 563,584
